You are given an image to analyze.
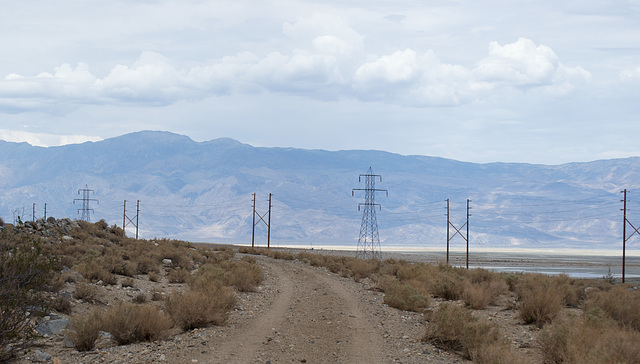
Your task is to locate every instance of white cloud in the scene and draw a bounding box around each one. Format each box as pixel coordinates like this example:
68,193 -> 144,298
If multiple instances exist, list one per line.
0,129 -> 101,147
473,38 -> 590,91
355,49 -> 420,84
282,13 -> 363,54
620,66 -> 640,81
0,36 -> 591,112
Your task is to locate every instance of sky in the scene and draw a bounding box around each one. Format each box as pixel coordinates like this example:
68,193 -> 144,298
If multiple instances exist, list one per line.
1,0 -> 639,164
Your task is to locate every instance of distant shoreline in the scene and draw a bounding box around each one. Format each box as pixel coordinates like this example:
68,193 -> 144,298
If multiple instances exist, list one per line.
221,243 -> 640,281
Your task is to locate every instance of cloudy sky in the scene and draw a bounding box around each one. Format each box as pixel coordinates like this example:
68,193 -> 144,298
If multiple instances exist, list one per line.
1,0 -> 639,164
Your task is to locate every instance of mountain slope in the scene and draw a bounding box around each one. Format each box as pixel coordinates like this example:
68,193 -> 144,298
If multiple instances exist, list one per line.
1,130 -> 638,251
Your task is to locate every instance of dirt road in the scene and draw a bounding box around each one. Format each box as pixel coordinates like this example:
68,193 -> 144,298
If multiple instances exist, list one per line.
175,257 -> 456,364
29,255 -> 464,364
201,259 -> 386,363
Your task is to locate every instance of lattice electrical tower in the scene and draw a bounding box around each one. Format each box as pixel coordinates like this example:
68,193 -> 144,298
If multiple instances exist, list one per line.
352,167 -> 388,260
74,185 -> 98,222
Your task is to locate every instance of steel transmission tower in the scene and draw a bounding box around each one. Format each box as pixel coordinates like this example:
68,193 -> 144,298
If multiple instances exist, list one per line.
74,185 -> 99,222
352,167 -> 388,260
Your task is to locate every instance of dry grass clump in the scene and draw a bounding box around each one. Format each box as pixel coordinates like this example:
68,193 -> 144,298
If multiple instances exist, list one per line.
538,309 -> 640,364
101,303 -> 173,345
223,261 -> 264,292
132,293 -> 147,304
423,303 -> 520,363
121,277 -> 135,288
50,295 -> 73,314
514,275 -> 564,327
74,282 -> 99,302
68,309 -> 103,351
344,258 -> 380,281
165,284 -> 236,331
462,270 -> 508,310
148,271 -> 161,282
167,268 -> 191,284
583,285 -> 640,331
377,275 -> 430,312
191,261 -> 264,293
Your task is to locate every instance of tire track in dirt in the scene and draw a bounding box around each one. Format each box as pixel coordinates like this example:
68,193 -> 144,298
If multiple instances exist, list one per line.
196,257 -> 386,363
207,259 -> 294,363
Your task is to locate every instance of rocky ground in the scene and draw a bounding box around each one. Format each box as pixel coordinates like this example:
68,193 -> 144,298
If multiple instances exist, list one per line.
15,248 -> 564,364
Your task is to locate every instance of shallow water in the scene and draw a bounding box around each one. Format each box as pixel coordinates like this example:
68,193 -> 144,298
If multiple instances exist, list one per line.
390,250 -> 640,280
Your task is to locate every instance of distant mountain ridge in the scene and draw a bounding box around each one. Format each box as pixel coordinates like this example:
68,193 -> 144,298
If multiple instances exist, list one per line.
1,130 -> 639,251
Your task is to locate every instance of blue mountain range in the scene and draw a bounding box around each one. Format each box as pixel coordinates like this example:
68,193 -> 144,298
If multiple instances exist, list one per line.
1,130 -> 639,252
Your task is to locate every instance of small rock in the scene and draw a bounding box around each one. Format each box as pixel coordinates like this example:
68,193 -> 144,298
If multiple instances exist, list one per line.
159,354 -> 166,361
63,334 -> 75,348
35,318 -> 70,336
34,349 -> 51,362
162,259 -> 173,265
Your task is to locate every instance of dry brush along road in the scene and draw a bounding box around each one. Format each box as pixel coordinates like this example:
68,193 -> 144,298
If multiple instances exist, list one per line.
27,254 -> 481,364
164,257 -> 461,364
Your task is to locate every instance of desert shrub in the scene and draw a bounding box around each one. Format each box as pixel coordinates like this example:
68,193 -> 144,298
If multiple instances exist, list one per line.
100,272 -> 119,286
135,305 -> 173,341
297,252 -> 327,267
74,282 -> 99,302
240,255 -> 256,264
151,289 -> 164,301
62,270 -> 82,284
50,295 -> 73,314
467,268 -> 496,284
224,261 -> 264,292
378,275 -> 430,312
429,272 -> 465,301
516,275 -> 564,327
74,259 -> 117,284
165,285 -> 236,331
68,309 -> 103,351
148,271 -> 160,282
378,258 -> 408,277
502,273 -> 523,291
238,246 -> 262,255
271,250 -> 295,260
74,259 -> 103,281
167,268 -> 191,284
345,258 -> 380,281
463,279 -> 508,310
205,249 -> 235,264
553,274 -> 588,308
0,238 -> 56,361
157,243 -> 195,270
462,281 -> 492,310
396,264 -> 424,281
102,303 -> 172,344
584,285 -> 640,331
47,272 -> 66,293
538,309 -> 640,364
423,303 -> 518,363
121,277 -> 135,288
132,293 -> 147,304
